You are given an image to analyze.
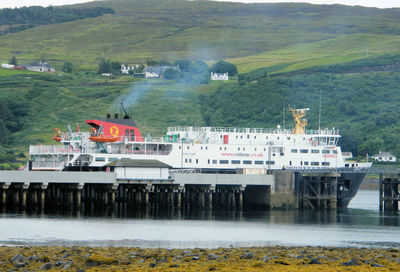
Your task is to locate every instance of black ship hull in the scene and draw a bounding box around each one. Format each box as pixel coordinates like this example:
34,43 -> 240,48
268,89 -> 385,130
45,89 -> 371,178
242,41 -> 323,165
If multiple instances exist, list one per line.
337,172 -> 367,208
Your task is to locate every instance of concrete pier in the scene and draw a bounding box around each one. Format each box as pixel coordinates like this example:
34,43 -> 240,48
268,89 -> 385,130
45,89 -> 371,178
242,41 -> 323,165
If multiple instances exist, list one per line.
379,174 -> 400,211
0,169 -> 369,212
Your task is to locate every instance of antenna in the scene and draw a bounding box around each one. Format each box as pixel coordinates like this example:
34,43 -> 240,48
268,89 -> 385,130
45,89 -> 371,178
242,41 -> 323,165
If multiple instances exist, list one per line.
283,103 -> 285,129
318,89 -> 322,131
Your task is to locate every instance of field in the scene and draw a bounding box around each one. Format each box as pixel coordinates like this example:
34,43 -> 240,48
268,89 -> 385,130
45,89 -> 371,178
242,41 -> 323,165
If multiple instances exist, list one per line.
2,0 -> 400,160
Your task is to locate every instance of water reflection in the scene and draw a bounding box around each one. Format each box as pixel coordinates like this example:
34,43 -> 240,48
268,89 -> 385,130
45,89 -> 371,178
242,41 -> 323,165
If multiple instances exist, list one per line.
1,190 -> 400,248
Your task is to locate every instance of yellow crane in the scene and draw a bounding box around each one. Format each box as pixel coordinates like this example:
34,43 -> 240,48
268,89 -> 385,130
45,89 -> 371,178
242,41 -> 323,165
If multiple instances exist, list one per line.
288,106 -> 309,134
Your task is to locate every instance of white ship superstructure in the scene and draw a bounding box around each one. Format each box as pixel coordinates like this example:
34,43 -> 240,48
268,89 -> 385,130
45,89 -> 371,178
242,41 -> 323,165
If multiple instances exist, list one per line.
29,108 -> 369,171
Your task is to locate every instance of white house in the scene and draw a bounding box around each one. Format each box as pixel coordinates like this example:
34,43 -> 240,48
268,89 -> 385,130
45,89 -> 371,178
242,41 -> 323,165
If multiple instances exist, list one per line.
105,159 -> 172,180
371,151 -> 397,162
210,72 -> 229,81
1,63 -> 14,69
143,66 -> 180,79
121,64 -> 139,74
25,61 -> 55,73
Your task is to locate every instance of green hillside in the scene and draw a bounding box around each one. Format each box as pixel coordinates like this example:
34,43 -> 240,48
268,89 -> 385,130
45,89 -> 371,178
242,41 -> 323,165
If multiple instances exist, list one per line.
1,0 -> 400,167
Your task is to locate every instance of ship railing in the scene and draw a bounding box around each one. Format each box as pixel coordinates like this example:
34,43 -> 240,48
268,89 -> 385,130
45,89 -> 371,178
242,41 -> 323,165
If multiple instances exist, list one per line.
284,166 -> 370,173
31,161 -> 65,170
30,145 -> 81,154
167,126 -> 340,136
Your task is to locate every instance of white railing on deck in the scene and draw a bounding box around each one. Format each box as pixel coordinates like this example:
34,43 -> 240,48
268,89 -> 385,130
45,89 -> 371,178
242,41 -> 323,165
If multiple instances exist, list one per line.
32,161 -> 65,170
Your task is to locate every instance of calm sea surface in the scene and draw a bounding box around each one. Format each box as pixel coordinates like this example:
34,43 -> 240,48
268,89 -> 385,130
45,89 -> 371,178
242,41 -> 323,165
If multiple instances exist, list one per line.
0,190 -> 399,248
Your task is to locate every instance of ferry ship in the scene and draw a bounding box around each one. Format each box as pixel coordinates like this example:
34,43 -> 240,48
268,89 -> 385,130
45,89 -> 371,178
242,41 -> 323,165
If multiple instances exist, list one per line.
29,107 -> 371,207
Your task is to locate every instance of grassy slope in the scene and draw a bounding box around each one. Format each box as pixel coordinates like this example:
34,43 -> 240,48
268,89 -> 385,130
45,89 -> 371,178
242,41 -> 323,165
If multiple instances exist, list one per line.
1,0 -> 400,71
1,0 -> 400,153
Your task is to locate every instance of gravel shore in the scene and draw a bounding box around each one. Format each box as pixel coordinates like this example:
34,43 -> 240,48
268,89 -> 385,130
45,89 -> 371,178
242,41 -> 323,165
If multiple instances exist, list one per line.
1,246 -> 400,271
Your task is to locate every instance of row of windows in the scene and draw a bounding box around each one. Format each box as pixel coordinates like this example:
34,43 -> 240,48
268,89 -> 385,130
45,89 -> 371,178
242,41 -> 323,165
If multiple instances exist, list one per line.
207,160 -> 276,165
291,149 -> 337,154
95,157 -> 120,162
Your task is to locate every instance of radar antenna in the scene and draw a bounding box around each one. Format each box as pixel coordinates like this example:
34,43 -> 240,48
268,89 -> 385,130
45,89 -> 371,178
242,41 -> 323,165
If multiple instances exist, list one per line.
288,106 -> 309,134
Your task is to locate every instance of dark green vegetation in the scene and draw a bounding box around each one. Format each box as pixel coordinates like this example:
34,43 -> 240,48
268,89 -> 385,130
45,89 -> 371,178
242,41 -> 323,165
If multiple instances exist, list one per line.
0,6 -> 114,34
1,0 -> 400,163
201,54 -> 400,156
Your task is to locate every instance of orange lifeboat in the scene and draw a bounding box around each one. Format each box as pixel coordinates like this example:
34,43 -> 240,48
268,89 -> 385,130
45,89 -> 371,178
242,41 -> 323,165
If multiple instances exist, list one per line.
52,128 -> 61,142
89,135 -> 120,143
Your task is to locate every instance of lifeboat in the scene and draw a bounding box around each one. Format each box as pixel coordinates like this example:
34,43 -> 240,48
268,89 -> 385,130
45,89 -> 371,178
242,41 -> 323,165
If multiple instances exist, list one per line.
89,135 -> 120,143
52,128 -> 61,142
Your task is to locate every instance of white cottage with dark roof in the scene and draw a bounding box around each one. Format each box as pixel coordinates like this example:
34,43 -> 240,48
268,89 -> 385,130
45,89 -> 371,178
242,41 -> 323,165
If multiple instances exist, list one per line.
371,151 -> 396,162
25,61 -> 55,73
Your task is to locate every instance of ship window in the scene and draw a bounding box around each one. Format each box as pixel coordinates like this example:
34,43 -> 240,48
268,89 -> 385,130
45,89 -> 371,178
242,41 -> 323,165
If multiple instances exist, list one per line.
125,129 -> 129,138
332,150 -> 338,154
247,135 -> 250,139
243,160 -> 252,165
238,147 -> 240,151
231,160 -> 240,164
205,147 -> 208,150
185,159 -> 188,163
208,159 -> 210,164
280,152 -> 284,156
95,157 -> 105,162
179,146 -> 181,149
291,149 -> 298,153
300,149 -> 308,153
304,161 -> 309,165
322,150 -> 330,154
196,159 -> 198,164
322,162 -> 330,166
289,161 -> 292,166
220,135 -> 222,138
264,148 -> 266,151
254,136 -> 256,139
224,147 -> 227,150
255,160 -> 263,165
220,147 -> 222,150
108,157 -> 118,162
187,146 -> 189,150
287,137 -> 290,140
254,148 -> 257,151
300,161 -> 303,166
266,161 -> 275,165
212,160 -> 217,164
220,160 -> 229,164
130,129 -> 135,141
189,159 -> 192,163
240,135 -> 242,139
273,153 -> 275,157
201,147 -> 203,150
236,135 -> 238,139
277,137 -> 279,140
243,148 -> 246,151
266,136 -> 268,139
311,162 -> 319,166
311,150 -> 320,154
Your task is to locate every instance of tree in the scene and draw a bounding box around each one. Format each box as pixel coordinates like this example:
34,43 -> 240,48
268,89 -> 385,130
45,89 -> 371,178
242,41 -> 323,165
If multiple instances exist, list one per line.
163,68 -> 180,79
146,59 -> 159,66
61,61 -> 73,73
136,64 -> 145,73
9,56 -> 17,66
97,59 -> 112,74
211,60 -> 238,76
111,61 -> 121,73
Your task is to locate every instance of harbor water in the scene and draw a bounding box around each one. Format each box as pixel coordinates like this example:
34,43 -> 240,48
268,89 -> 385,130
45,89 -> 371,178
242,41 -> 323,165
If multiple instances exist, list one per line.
0,190 -> 399,249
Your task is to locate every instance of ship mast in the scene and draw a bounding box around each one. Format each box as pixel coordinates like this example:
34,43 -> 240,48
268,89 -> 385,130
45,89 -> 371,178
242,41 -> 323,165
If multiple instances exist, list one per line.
288,106 -> 309,134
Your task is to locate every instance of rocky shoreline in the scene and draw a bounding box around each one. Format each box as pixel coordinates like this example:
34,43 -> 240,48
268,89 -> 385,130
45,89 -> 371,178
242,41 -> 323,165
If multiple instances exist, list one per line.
1,246 -> 400,271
